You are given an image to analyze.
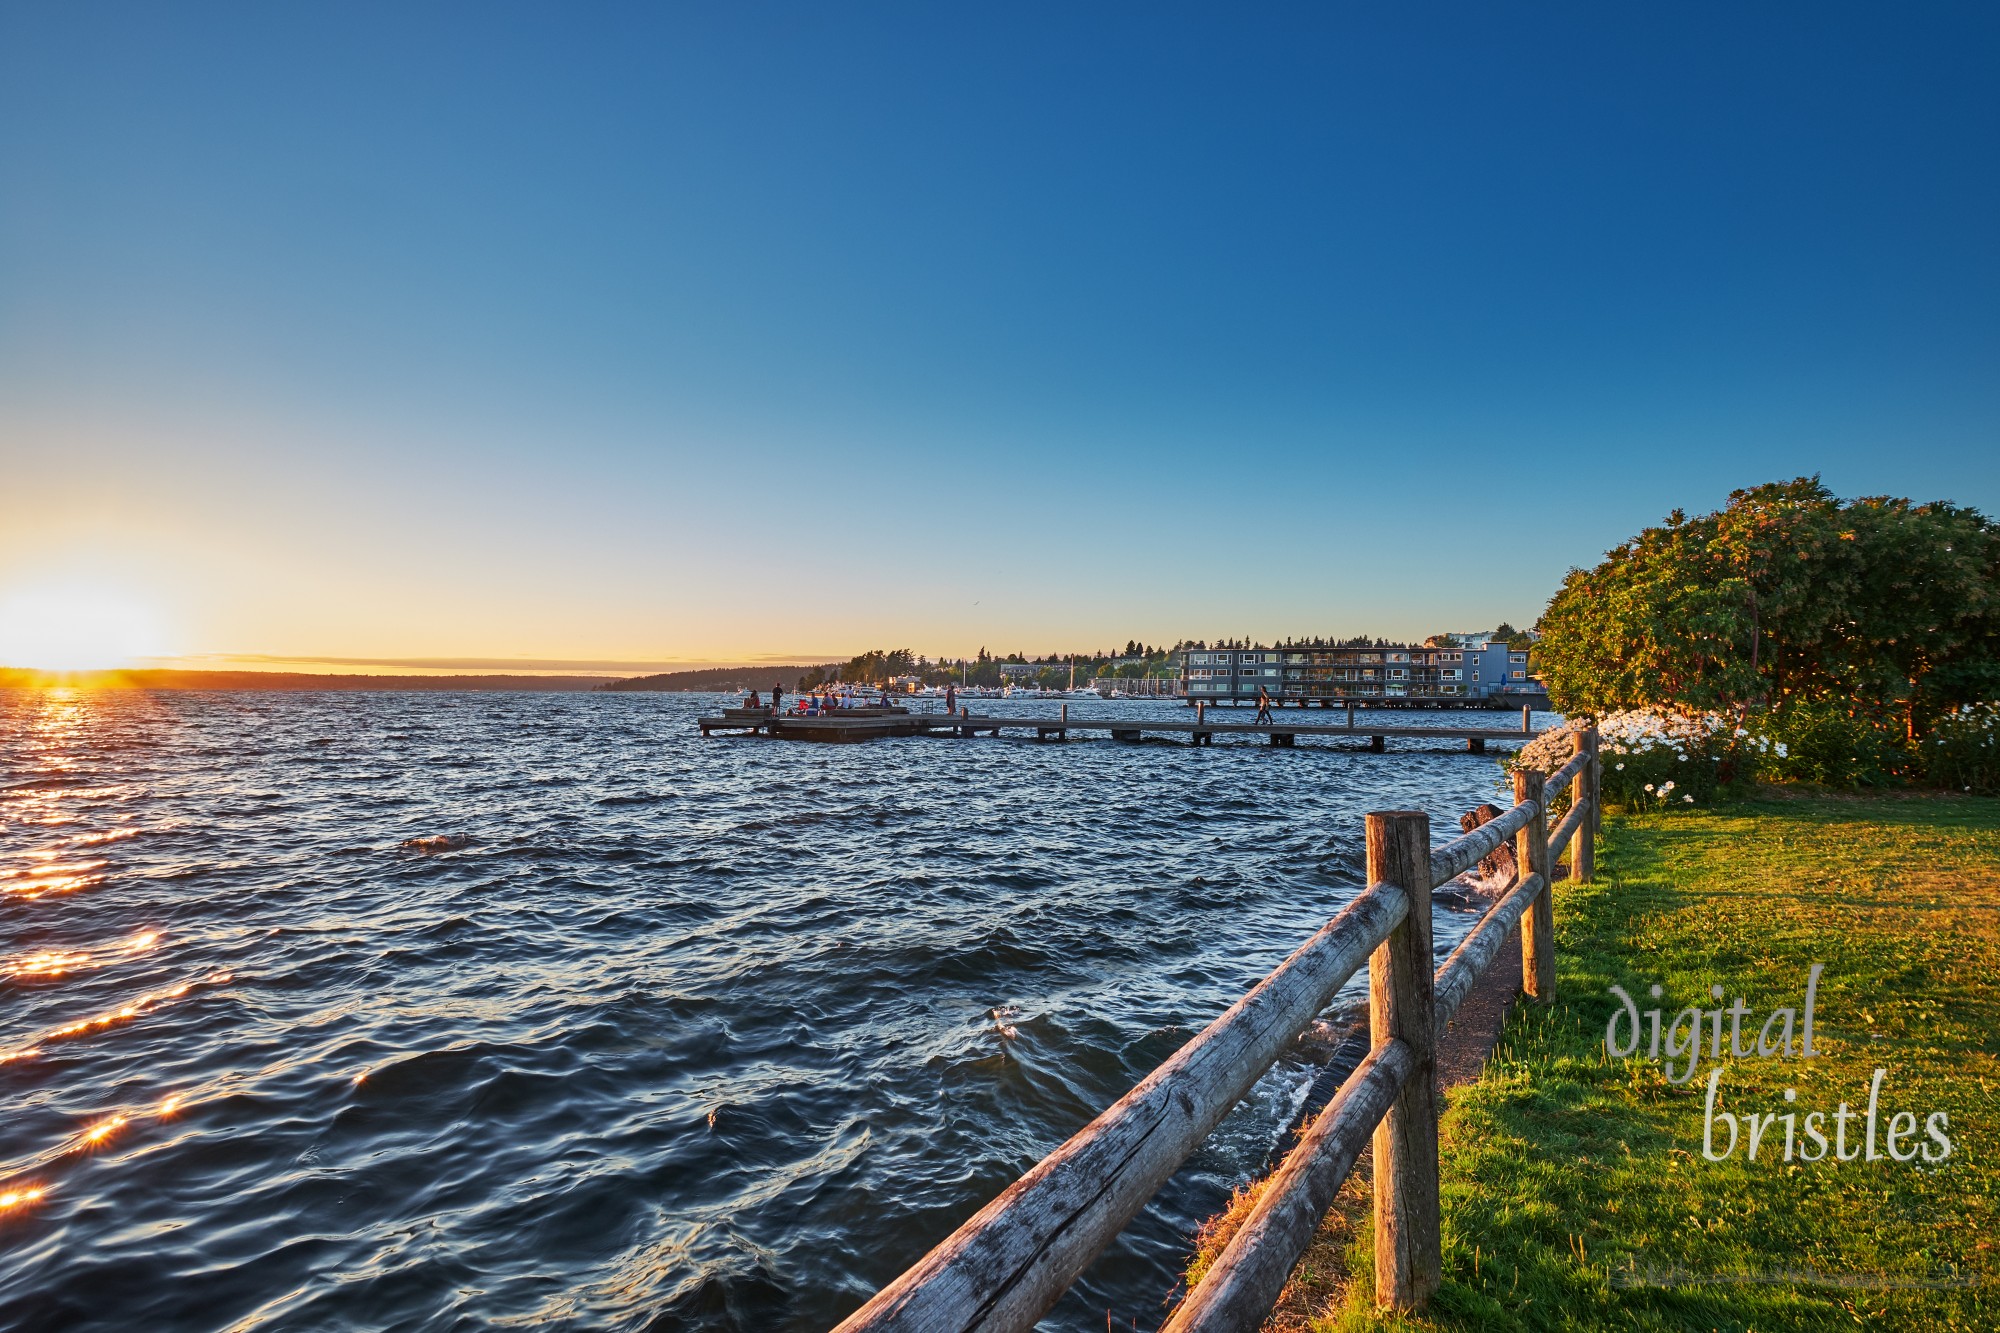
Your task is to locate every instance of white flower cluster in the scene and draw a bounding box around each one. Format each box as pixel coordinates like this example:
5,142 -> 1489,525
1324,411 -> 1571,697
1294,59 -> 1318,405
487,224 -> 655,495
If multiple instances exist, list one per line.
1923,703 -> 1999,793
1515,723 -> 1587,772
1598,709 -> 1724,759
1728,725 -> 1788,759
1586,709 -> 1790,761
1927,702 -> 2000,740
1516,709 -> 1729,771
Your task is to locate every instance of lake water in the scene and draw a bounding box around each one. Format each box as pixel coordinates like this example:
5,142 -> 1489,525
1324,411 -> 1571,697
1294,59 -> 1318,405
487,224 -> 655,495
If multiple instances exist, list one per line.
0,690 -> 1549,1332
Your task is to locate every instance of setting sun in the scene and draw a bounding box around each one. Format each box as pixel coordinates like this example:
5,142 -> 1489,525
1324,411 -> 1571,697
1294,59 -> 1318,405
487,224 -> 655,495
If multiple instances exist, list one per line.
0,585 -> 172,673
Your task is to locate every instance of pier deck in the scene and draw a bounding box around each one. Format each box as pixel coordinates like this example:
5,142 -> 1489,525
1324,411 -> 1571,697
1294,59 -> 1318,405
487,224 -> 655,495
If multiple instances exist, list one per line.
698,707 -> 1541,750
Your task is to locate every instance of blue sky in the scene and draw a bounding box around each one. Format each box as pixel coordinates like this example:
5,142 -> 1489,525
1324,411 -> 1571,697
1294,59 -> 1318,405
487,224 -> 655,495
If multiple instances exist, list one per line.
2,4 -> 1996,667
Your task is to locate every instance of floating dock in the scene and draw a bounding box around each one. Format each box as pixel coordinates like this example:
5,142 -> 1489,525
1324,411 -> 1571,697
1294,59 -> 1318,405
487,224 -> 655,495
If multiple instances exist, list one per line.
698,705 -> 1542,751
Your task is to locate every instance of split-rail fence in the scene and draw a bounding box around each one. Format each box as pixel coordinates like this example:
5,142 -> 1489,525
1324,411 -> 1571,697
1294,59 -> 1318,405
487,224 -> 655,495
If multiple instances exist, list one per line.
830,726 -> 1602,1333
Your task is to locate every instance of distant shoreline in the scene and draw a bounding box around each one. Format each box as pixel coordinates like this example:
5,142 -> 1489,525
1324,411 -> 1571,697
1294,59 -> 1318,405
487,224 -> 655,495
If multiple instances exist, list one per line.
597,664 -> 838,693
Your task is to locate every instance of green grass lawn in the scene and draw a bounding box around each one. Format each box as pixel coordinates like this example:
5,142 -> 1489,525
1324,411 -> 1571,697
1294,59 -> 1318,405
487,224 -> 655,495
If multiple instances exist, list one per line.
1312,791 -> 2000,1332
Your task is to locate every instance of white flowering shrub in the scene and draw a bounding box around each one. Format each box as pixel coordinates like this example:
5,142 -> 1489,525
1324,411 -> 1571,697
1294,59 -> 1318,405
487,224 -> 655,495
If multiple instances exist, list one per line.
1515,703 -> 1994,801
1923,703 -> 2000,794
1512,710 -> 1753,811
1598,710 -> 1734,809
1512,724 -> 1585,775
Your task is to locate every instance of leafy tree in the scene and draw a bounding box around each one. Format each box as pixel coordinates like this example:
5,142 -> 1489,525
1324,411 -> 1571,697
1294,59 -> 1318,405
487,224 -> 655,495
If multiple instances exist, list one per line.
1536,477 -> 2000,735
834,648 -> 918,684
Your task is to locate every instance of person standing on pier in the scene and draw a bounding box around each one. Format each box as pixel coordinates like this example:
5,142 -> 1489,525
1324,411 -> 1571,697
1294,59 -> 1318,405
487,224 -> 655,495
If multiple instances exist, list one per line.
944,683 -> 956,715
772,683 -> 784,714
1255,686 -> 1273,725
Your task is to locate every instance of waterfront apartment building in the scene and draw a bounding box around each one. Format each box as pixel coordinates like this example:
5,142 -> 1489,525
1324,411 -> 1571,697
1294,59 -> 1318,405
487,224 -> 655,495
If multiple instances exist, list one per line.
1177,640 -> 1533,706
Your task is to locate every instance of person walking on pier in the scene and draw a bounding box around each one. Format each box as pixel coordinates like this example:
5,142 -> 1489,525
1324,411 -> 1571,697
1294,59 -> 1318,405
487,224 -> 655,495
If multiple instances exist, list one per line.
1255,686 -> 1273,725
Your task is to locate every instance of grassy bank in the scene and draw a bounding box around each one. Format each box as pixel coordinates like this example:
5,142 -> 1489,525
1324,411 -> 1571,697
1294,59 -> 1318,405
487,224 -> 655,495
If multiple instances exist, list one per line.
1205,791 -> 2000,1332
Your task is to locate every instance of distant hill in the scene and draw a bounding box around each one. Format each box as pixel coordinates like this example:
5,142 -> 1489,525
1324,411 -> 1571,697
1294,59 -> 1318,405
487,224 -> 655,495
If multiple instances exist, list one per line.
0,669 -> 613,692
598,665 -> 835,692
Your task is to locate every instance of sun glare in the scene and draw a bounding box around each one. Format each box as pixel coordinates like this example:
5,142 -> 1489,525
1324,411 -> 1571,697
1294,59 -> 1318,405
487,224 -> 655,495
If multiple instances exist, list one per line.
0,586 -> 171,673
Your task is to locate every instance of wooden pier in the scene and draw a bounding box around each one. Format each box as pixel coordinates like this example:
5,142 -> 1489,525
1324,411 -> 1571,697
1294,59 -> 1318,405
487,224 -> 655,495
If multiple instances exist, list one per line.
698,703 -> 1540,751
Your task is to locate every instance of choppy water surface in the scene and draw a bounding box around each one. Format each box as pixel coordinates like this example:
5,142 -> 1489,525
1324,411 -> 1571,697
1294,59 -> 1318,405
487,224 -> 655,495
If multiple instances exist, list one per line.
0,690 -> 1551,1332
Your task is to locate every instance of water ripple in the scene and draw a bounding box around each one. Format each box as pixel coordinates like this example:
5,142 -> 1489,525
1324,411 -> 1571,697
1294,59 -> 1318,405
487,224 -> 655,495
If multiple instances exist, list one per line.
0,688 -> 1544,1332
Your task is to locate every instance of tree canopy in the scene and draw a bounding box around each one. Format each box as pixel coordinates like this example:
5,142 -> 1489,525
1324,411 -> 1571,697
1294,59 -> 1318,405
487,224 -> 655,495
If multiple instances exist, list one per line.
832,648 -> 920,685
1536,478 -> 2000,733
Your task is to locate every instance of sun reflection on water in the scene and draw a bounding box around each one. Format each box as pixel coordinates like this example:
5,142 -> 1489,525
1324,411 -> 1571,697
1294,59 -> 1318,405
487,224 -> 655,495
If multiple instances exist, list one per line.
0,971 -> 232,1063
4,930 -> 160,980
0,688 -> 213,1239
79,1115 -> 127,1148
69,827 -> 142,847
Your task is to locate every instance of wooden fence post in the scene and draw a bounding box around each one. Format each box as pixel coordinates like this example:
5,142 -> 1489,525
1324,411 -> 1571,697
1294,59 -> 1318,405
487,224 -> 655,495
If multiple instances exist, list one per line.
1366,811 -> 1440,1310
1589,720 -> 1603,838
1513,769 -> 1555,1000
1574,727 -> 1598,884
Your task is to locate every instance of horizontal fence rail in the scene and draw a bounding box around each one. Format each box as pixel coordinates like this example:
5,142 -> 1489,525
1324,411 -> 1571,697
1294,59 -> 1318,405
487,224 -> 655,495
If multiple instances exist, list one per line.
831,726 -> 1600,1333
1428,798 -> 1538,885
1163,860 -> 1556,1333
1548,801 -> 1589,863
830,884 -> 1412,1333
1432,872 -> 1548,1031
1544,745 -> 1592,798
1159,1041 -> 1415,1333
